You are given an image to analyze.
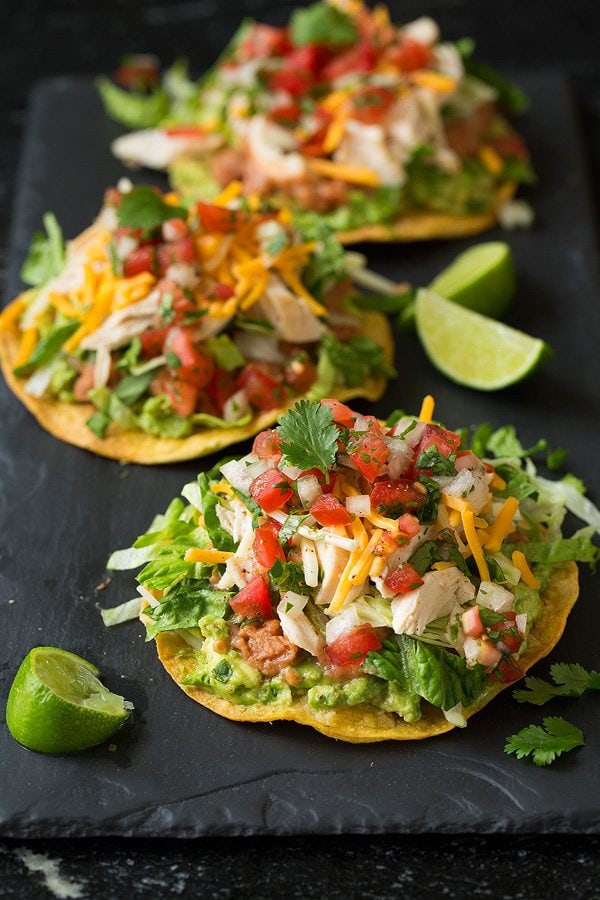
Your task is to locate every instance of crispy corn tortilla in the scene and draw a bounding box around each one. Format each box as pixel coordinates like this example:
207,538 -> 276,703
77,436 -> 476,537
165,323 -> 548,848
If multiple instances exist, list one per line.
337,182 -> 517,245
155,562 -> 579,743
0,307 -> 393,464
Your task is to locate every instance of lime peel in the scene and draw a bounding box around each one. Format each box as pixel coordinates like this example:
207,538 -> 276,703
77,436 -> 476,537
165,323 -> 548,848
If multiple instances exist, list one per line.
415,289 -> 551,391
6,646 -> 132,754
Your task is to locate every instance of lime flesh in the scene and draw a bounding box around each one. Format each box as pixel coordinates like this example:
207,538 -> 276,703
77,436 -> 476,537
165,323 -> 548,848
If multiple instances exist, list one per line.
415,289 -> 551,391
6,647 -> 131,754
429,241 -> 516,318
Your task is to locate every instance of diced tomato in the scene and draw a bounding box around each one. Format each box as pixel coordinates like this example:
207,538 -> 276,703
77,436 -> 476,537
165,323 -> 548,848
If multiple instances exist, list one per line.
252,430 -> 283,463
271,102 -> 302,128
326,624 -> 381,666
349,433 -> 388,482
495,657 -> 524,684
320,398 -> 355,429
207,282 -> 235,300
300,467 -> 336,494
412,423 -> 461,474
397,513 -> 421,537
385,38 -> 432,72
349,86 -> 395,124
163,125 -> 207,137
310,494 -> 351,527
284,356 -> 317,393
461,606 -> 485,638
240,24 -> 291,60
229,575 -> 273,620
114,55 -> 160,90
162,218 -> 190,241
139,326 -> 168,358
271,68 -> 314,96
165,327 -> 215,389
238,364 -> 286,411
104,187 -> 122,208
370,479 -> 426,517
196,202 -> 248,233
157,237 -> 196,274
171,295 -> 199,323
249,469 -> 293,514
210,368 -> 237,411
153,375 -> 198,417
489,133 -> 528,161
253,523 -> 285,569
384,563 -> 423,595
321,40 -> 376,81
494,612 -> 522,654
123,245 -> 155,278
301,110 -> 332,157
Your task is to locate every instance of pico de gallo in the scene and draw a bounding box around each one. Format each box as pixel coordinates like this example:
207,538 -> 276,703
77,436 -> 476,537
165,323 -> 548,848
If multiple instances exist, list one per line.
1,180 -> 394,443
100,0 -> 533,233
105,398 -> 599,729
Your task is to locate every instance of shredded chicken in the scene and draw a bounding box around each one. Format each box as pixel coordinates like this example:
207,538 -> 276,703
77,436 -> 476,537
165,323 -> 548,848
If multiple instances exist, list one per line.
252,274 -> 326,343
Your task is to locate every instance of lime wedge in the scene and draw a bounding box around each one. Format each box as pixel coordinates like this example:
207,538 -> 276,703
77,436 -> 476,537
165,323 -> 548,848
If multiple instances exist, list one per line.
429,241 -> 516,318
400,242 -> 516,332
6,647 -> 132,753
415,289 -> 551,390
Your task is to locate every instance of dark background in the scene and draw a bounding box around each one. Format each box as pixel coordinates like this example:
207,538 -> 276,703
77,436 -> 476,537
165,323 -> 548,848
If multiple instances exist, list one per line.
1,1 -> 600,896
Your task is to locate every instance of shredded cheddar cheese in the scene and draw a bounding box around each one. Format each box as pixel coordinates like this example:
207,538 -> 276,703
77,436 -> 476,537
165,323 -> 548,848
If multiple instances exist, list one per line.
411,71 -> 456,93
511,550 -> 540,589
418,394 -> 435,423
307,157 -> 381,187
484,496 -> 519,553
461,508 -> 490,581
184,548 -> 234,564
479,145 -> 504,176
14,327 -> 38,367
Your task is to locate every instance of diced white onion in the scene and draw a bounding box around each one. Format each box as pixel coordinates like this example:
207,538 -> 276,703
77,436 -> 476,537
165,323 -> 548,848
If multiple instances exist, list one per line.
297,474 -> 322,508
165,263 -> 199,289
516,613 -> 528,635
280,464 -> 303,480
390,418 -> 424,448
352,414 -> 370,432
136,584 -> 160,608
300,538 -> 320,587
93,345 -> 112,389
222,389 -> 250,423
346,494 -> 371,517
443,702 -> 467,728
233,330 -> 285,364
269,511 -> 358,551
115,234 -> 138,260
325,605 -> 362,645
383,436 -> 413,479
220,455 -> 267,492
24,361 -> 58,398
475,581 -> 515,613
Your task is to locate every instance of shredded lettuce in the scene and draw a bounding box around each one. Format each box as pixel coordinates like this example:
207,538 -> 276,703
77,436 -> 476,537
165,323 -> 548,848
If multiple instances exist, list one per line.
107,545 -> 162,570
13,320 -> 79,376
20,212 -> 65,287
204,334 -> 245,371
96,76 -> 169,128
101,597 -> 142,626
144,580 -> 230,640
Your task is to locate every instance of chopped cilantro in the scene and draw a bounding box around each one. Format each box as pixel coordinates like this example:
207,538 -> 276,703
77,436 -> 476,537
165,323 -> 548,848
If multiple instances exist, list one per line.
504,717 -> 584,766
117,185 -> 187,232
278,400 -> 338,478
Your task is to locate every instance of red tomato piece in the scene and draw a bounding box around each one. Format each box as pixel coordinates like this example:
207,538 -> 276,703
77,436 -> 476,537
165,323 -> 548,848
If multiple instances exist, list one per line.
165,327 -> 215,389
249,469 -> 293,513
326,624 -> 381,666
310,494 -> 351,527
253,523 -> 285,569
159,377 -> 198,417
321,40 -> 376,81
209,368 -> 237,411
461,606 -> 485,638
114,56 -> 160,90
397,513 -> 421,537
238,364 -> 286,411
349,86 -> 395,124
416,424 -> 461,458
139,326 -> 168,359
370,479 -> 426,517
495,657 -> 524,684
384,563 -> 423,595
208,282 -> 235,300
494,612 -> 522,654
252,430 -> 283,463
320,398 -> 355,429
350,433 -> 388,482
284,356 -> 317,393
385,38 -> 432,72
196,202 -> 247,233
240,24 -> 291,59
157,237 -> 196,274
123,245 -> 155,278
271,102 -> 302,127
271,68 -> 314,95
230,575 -> 273,620
161,218 -> 190,241
489,133 -> 528,161
299,467 -> 336,494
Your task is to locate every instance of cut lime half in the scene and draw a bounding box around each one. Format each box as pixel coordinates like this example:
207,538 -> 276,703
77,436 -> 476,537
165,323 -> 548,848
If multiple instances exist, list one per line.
429,241 -> 516,318
6,646 -> 132,754
415,289 -> 551,391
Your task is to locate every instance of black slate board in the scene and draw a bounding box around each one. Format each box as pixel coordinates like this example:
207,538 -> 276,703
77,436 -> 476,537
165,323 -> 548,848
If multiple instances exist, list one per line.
1,72 -> 599,838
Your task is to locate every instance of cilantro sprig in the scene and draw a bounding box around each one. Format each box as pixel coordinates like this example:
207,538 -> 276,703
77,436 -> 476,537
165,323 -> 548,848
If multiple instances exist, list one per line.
278,400 -> 338,478
117,185 -> 187,232
504,717 -> 584,767
513,663 -> 600,706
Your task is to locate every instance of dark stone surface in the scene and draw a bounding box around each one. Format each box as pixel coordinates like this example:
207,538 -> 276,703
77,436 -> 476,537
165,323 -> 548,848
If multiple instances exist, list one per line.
1,0 -> 600,894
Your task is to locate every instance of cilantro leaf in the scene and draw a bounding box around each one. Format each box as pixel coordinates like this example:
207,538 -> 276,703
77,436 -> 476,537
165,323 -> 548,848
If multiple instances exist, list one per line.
290,2 -> 357,48
269,559 -> 309,594
278,400 -> 338,478
278,513 -> 308,546
416,446 -> 457,476
117,186 -> 187,232
513,663 -> 600,706
504,717 -> 584,766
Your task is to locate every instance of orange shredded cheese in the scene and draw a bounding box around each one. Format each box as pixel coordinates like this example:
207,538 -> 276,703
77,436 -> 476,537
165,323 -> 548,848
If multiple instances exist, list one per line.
411,71 -> 456,93
489,472 -> 507,491
431,561 -> 457,571
0,296 -> 28,329
14,327 -> 38,367
461,508 -> 490,581
418,394 -> 435,423
212,181 -> 243,207
307,157 -> 381,187
511,550 -> 540,589
184,548 -> 235,564
484,496 -> 519,553
442,492 -> 471,513
479,145 -> 504,176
